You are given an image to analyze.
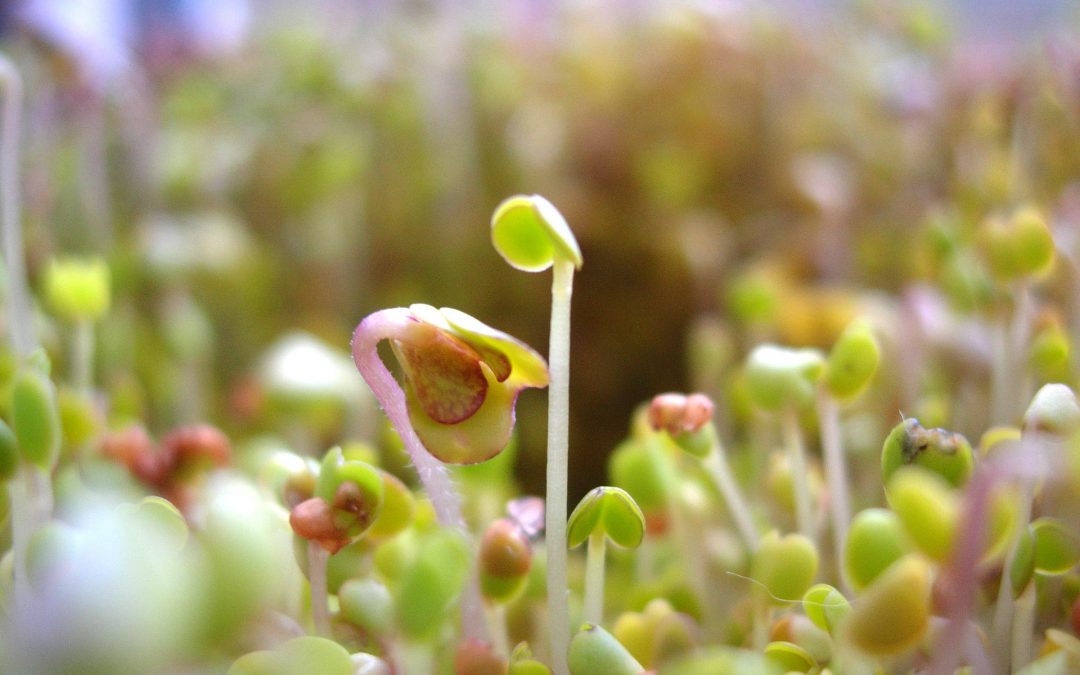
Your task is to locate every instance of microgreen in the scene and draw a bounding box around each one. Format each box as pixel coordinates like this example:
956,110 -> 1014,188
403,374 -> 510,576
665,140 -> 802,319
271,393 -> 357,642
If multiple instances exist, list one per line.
491,194 -> 581,674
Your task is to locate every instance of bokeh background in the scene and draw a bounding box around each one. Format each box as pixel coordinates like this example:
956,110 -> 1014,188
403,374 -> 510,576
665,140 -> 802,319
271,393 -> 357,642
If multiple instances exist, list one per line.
2,0 -> 1080,504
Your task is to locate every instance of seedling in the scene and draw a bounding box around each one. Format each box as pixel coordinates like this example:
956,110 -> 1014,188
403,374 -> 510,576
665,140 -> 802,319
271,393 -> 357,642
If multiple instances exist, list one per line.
647,392 -> 759,552
818,319 -> 880,591
491,194 -> 582,674
566,486 -> 645,625
745,345 -> 825,540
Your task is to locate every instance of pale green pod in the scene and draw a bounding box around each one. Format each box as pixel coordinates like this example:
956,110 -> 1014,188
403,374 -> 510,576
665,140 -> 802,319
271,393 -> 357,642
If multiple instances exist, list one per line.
751,530 -> 820,604
823,320 -> 880,401
567,623 -> 644,675
491,194 -> 583,272
567,486 -> 646,550
844,509 -> 908,591
43,257 -> 111,322
338,578 -> 394,636
886,467 -> 958,563
841,555 -> 932,656
11,366 -> 62,470
802,583 -> 850,635
1023,384 -> 1080,436
881,418 -> 973,488
744,345 -> 825,412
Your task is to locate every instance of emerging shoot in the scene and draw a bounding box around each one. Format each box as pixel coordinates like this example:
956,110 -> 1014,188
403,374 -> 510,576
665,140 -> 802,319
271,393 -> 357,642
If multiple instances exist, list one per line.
491,194 -> 581,674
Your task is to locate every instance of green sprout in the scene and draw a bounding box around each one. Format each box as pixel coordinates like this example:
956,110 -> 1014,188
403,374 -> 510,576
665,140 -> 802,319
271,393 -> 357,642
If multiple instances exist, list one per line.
567,486 -> 645,625
881,418 -> 974,488
840,554 -> 931,657
843,508 -> 908,591
491,194 -> 582,674
647,392 -> 760,552
567,623 -> 643,675
749,530 -> 819,649
288,447 -> 383,635
818,319 -> 880,591
745,345 -> 825,540
42,257 -> 111,394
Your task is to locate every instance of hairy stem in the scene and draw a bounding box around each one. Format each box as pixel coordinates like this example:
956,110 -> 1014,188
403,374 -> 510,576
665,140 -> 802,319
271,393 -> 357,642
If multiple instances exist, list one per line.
701,434 -> 758,552
583,531 -> 606,626
0,53 -> 34,357
351,309 -> 486,640
546,258 -> 574,675
351,309 -> 465,529
782,406 -> 814,541
816,390 -> 851,594
307,544 -> 330,637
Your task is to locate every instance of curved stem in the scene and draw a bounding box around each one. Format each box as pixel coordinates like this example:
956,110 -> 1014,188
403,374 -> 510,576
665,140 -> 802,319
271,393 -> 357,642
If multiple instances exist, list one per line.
352,309 -> 487,641
816,390 -> 851,594
582,531 -> 606,626
351,309 -> 465,530
782,406 -> 814,541
701,433 -> 759,553
546,259 -> 574,675
0,53 -> 34,357
73,320 -> 94,395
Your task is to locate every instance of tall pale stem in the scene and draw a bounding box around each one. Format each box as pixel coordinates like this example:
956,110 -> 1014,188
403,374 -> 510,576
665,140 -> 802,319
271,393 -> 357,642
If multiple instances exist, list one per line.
701,440 -> 758,552
817,390 -> 851,593
783,406 -> 814,541
582,531 -> 606,626
0,53 -> 33,357
546,258 -> 574,675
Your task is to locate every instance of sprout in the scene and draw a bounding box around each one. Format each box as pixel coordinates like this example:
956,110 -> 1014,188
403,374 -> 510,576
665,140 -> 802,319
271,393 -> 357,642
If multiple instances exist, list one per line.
479,518 -> 533,604
567,623 -> 643,675
351,304 -> 548,530
763,641 -> 816,672
751,531 -> 819,605
881,418 -> 974,488
228,636 -> 355,675
42,258 -> 111,323
509,642 -> 553,675
801,584 -> 850,636
567,486 -> 645,625
841,555 -> 931,656
843,509 -> 908,591
491,194 -> 581,674
745,345 -> 824,541
885,467 -> 958,563
1022,383 -> 1080,436
979,207 -> 1055,283
612,598 -> 697,669
646,392 -> 759,552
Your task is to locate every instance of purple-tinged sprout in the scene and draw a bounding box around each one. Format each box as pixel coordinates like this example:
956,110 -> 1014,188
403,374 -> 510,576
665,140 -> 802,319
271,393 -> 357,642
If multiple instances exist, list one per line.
351,304 -> 548,530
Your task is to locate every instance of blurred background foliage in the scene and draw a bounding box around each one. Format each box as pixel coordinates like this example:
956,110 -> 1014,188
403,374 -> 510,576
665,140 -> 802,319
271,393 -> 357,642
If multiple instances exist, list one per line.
2,0 -> 1080,503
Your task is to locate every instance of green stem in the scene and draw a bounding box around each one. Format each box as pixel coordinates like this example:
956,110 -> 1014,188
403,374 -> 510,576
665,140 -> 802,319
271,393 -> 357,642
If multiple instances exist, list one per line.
816,389 -> 851,594
782,406 -> 814,541
583,531 -> 606,626
0,53 -> 34,357
307,544 -> 330,637
701,435 -> 758,552
546,258 -> 574,675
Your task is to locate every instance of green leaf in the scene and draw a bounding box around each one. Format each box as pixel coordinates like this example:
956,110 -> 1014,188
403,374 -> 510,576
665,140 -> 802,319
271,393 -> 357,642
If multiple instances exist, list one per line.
750,531 -> 819,604
567,486 -> 646,550
491,194 -> 583,272
11,366 -> 62,470
802,584 -> 850,635
886,467 -> 958,562
744,345 -> 825,412
763,641 -> 815,673
1032,518 -> 1080,575
844,508 -> 908,591
881,418 -> 973,488
841,555 -> 931,656
823,319 -> 880,401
